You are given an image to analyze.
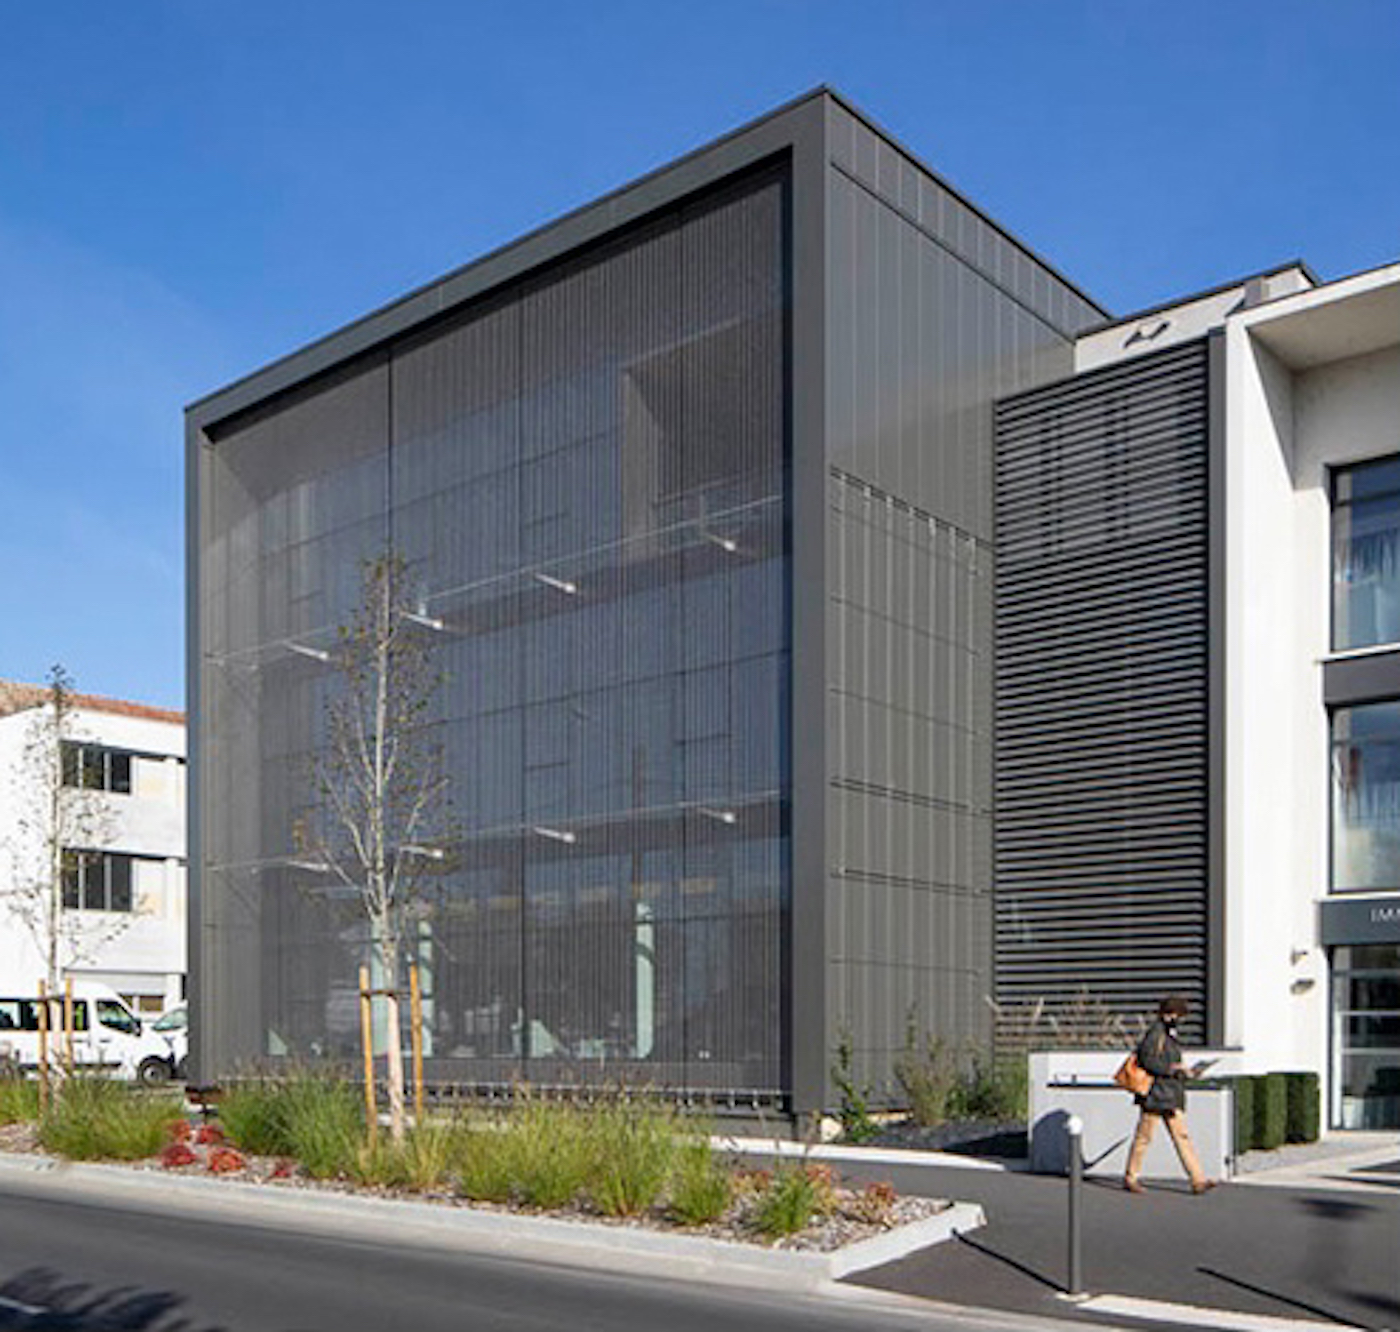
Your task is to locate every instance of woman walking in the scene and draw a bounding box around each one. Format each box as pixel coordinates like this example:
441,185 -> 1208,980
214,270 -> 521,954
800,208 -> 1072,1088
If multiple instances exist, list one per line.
1123,994 -> 1218,1195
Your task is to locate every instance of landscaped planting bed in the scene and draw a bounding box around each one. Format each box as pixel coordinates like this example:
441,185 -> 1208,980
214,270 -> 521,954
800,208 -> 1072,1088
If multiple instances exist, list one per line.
0,1075 -> 946,1253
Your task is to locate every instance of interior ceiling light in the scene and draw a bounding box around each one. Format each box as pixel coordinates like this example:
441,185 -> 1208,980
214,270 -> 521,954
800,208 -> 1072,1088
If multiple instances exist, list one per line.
532,826 -> 577,845
401,609 -> 447,632
697,806 -> 737,825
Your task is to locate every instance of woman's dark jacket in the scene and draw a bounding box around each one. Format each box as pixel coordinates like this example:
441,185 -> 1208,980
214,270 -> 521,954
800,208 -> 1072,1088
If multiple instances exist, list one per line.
1135,1018 -> 1186,1114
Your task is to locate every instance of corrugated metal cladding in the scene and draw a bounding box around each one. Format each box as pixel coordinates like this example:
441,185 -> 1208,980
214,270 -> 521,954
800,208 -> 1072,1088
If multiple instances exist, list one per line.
822,100 -> 1103,1093
198,166 -> 790,1096
993,339 -> 1212,1043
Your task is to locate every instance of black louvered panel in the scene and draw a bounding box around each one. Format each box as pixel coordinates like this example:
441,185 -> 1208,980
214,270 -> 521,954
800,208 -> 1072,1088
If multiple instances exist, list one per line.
992,340 -> 1212,1040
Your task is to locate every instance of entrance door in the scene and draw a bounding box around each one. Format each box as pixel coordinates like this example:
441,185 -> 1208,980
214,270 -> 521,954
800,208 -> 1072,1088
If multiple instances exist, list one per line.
1331,944 -> 1400,1128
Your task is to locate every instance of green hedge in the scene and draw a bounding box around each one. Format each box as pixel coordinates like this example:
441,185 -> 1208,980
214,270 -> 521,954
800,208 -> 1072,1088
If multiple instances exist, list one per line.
1285,1072 -> 1320,1144
1232,1076 -> 1256,1153
1255,1073 -> 1288,1151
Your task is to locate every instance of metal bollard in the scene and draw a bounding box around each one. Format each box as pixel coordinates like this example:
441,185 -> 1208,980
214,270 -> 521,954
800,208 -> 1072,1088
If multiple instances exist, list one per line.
1066,1114 -> 1085,1299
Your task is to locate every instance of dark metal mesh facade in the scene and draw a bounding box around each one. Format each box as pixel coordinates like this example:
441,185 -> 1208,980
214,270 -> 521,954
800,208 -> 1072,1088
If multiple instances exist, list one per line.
993,340 -> 1212,1042
820,103 -> 1103,1095
198,168 -> 790,1096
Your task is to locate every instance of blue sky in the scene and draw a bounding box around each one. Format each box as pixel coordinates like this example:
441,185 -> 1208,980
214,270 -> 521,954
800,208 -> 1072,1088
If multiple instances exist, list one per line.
1,0 -> 1396,709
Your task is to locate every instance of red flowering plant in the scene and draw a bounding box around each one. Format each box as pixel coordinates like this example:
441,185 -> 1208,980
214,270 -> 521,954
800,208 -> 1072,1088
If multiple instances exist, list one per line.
206,1146 -> 245,1175
160,1142 -> 198,1169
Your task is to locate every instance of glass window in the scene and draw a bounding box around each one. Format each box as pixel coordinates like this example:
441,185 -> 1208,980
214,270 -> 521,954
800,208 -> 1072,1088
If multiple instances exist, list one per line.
1333,456 -> 1400,651
61,851 -> 81,909
61,851 -> 138,912
81,854 -> 106,911
96,999 -> 139,1035
108,855 -> 133,912
1332,944 -> 1400,1129
60,743 -> 137,794
1332,703 -> 1400,891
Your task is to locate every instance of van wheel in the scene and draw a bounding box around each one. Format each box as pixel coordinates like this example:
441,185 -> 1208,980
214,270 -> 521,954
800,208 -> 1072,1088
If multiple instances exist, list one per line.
138,1057 -> 172,1085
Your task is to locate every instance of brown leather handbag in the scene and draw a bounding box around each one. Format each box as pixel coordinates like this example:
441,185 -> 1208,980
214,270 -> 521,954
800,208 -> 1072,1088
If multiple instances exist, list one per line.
1114,1052 -> 1152,1097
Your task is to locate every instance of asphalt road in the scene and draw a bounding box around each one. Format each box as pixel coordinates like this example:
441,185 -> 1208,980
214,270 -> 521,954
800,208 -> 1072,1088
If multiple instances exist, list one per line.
0,1178 -> 1095,1332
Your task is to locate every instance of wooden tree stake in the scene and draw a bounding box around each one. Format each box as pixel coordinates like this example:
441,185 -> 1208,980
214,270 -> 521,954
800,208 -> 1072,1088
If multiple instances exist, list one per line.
63,978 -> 75,1074
36,980 -> 50,1112
359,965 -> 377,1146
409,963 -> 424,1125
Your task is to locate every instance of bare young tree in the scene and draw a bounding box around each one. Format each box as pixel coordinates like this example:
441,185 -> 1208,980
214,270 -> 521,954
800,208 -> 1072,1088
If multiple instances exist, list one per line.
304,553 -> 450,1141
1,664 -> 121,992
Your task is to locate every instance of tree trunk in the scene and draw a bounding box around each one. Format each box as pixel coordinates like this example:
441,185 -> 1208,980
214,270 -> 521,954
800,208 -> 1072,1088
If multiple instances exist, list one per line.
384,990 -> 407,1143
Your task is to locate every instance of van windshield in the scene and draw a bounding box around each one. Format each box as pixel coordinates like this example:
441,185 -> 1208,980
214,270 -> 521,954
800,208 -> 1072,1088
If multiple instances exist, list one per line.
96,1000 -> 139,1035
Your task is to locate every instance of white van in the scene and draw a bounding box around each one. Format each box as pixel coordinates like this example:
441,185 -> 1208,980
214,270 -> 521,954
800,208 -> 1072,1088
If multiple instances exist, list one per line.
0,983 -> 180,1084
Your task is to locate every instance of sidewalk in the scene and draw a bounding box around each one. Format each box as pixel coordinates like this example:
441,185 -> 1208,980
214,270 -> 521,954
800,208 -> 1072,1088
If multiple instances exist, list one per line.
766,1133 -> 1400,1332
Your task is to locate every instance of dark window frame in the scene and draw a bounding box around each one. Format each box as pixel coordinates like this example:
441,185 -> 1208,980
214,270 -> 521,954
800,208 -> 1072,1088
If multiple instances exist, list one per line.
60,742 -> 134,795
60,850 -> 138,913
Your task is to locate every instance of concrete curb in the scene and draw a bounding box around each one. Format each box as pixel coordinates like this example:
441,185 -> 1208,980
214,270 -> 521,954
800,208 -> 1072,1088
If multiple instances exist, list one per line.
718,1135 -> 1018,1172
0,1153 -> 984,1294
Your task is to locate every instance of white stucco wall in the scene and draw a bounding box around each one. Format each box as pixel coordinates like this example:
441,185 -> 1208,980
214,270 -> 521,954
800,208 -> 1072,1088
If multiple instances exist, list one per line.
0,699 -> 186,1008
1221,328 -> 1329,1074
1222,276 -> 1400,1083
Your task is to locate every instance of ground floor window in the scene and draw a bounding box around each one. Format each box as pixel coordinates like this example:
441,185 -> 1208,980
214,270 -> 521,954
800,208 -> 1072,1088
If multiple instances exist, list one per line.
1331,943 -> 1400,1128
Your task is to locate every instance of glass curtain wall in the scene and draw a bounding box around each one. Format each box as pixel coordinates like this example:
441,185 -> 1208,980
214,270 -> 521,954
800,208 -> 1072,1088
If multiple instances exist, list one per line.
1333,455 -> 1400,651
201,166 -> 790,1096
1332,702 -> 1400,892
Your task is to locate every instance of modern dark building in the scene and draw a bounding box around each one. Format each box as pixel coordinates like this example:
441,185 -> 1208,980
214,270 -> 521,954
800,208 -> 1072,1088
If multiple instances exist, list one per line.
187,88 -> 1103,1114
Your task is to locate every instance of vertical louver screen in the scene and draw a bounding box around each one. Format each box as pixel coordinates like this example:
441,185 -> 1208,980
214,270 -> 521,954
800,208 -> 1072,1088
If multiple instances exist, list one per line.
993,339 -> 1212,1041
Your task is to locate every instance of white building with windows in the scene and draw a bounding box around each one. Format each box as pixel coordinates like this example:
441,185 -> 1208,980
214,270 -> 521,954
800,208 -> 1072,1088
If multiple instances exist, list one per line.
995,259 -> 1400,1131
0,679 -> 186,1015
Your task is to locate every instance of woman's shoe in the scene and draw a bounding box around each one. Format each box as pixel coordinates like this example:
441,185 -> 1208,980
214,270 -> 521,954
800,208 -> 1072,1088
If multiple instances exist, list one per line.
1123,1177 -> 1145,1194
1191,1179 -> 1218,1194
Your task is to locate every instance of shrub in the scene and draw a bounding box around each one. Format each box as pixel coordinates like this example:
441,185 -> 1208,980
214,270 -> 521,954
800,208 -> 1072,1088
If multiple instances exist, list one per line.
668,1139 -> 732,1227
1285,1072 -> 1320,1144
831,1029 -> 878,1143
38,1077 -> 174,1161
957,1044 -> 1026,1122
1232,1076 -> 1256,1153
510,1099 -> 590,1209
1256,1073 -> 1287,1151
218,1080 -> 292,1157
402,1124 -> 456,1192
894,1013 -> 959,1128
751,1165 -> 818,1239
351,1135 -> 410,1189
454,1125 -> 517,1204
846,1180 -> 898,1227
0,1077 -> 40,1127
587,1101 -> 677,1217
221,1071 -> 363,1179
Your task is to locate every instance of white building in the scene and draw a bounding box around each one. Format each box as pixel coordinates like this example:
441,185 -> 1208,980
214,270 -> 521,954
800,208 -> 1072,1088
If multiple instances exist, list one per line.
995,260 -> 1400,1131
0,679 -> 186,1014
